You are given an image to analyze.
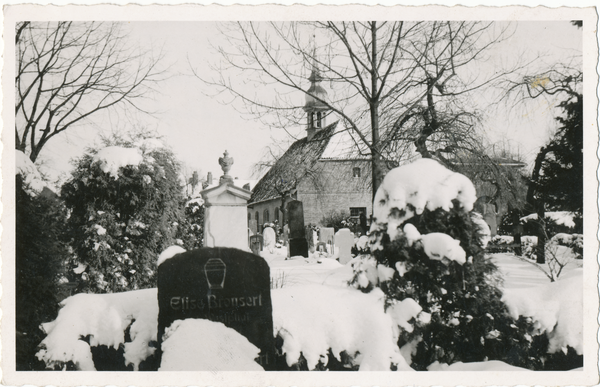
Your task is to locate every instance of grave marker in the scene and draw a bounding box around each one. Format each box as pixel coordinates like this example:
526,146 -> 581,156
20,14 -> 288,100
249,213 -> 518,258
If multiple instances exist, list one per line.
157,247 -> 276,369
319,227 -> 335,248
249,234 -> 263,256
263,227 -> 276,253
201,151 -> 251,251
287,201 -> 308,257
335,228 -> 354,264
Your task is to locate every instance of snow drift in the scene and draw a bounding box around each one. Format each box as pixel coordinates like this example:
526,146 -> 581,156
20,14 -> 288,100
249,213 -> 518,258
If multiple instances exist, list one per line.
272,284 -> 414,371
36,289 -> 158,371
159,319 -> 263,371
502,275 -> 583,354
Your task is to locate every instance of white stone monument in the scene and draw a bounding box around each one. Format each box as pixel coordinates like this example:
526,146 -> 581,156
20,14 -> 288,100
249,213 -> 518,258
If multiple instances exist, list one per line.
263,227 -> 276,253
201,151 -> 251,251
335,228 -> 354,264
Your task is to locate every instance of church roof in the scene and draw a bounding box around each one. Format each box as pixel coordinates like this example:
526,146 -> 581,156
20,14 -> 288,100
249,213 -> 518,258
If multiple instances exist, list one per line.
249,122 -> 339,204
320,126 -> 371,160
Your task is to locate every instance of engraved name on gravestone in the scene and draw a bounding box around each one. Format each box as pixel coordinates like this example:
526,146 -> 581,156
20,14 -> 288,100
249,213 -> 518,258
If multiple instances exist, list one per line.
157,247 -> 276,369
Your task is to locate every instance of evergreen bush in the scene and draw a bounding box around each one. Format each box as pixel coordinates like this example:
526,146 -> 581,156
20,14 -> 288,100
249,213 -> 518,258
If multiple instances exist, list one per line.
61,134 -> 188,293
352,159 -> 545,370
16,175 -> 68,370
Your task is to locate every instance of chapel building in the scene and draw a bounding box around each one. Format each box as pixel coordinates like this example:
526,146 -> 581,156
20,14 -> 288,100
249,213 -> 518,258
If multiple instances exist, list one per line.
247,62 -> 373,231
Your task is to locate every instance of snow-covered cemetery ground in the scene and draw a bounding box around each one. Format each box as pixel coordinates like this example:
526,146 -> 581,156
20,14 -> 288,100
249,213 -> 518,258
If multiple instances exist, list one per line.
36,245 -> 583,372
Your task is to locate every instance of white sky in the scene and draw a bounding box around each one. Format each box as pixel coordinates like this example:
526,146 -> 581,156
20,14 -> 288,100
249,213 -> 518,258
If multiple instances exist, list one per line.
33,20 -> 583,187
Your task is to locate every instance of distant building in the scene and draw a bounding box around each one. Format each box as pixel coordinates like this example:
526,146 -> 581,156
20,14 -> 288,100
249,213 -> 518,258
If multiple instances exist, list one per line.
248,59 -> 527,236
467,156 -> 527,236
247,63 -> 375,231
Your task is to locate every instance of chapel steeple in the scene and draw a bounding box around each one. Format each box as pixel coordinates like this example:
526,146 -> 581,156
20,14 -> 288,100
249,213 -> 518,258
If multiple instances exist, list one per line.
303,45 -> 329,141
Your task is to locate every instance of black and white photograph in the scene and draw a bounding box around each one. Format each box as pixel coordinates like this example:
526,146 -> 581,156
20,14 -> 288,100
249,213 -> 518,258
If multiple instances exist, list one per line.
2,3 -> 599,386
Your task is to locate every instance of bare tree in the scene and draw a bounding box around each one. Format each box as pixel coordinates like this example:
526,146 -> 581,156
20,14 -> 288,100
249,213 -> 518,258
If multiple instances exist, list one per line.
501,25 -> 583,264
195,21 -> 517,198
15,21 -> 166,162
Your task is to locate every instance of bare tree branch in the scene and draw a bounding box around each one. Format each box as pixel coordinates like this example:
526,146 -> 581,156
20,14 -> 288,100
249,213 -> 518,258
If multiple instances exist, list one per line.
16,21 -> 167,162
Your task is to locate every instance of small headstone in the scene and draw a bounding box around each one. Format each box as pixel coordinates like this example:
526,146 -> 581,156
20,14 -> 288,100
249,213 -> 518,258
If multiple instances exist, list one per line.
263,227 -> 276,253
249,234 -> 263,256
335,228 -> 354,264
319,227 -> 335,247
157,247 -> 276,369
305,225 -> 316,253
482,202 -> 498,236
315,242 -> 328,257
287,201 -> 307,257
282,224 -> 290,246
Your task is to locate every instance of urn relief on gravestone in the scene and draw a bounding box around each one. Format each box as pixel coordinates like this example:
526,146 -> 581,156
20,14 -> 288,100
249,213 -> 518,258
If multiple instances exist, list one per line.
157,247 -> 276,369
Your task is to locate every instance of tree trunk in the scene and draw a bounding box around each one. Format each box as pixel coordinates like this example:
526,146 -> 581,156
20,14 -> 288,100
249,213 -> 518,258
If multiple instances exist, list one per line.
370,22 -> 385,201
536,199 -> 546,264
280,195 -> 287,226
511,209 -> 523,256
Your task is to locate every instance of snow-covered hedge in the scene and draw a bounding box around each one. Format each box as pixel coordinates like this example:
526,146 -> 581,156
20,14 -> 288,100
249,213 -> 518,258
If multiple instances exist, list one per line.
16,150 -> 46,195
502,275 -> 582,355
36,284 -> 425,371
36,289 -> 158,370
35,276 -> 583,371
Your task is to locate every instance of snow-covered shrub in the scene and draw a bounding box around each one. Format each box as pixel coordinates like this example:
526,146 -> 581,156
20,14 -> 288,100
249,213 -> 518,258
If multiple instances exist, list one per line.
273,284 -> 412,371
358,158 -> 540,370
16,173 -> 69,370
502,275 -> 582,357
61,134 -> 188,293
487,235 -> 517,253
521,235 -> 581,282
36,289 -> 158,371
16,150 -> 47,195
550,233 -> 583,257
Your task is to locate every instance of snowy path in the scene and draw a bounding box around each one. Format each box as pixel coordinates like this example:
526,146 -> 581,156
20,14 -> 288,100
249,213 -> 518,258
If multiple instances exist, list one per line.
262,246 -> 354,288
263,247 -> 584,291
491,252 -> 583,289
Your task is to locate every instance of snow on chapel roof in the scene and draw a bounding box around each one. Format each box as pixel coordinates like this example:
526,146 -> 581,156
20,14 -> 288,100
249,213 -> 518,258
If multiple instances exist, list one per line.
320,126 -> 371,160
249,121 -> 338,204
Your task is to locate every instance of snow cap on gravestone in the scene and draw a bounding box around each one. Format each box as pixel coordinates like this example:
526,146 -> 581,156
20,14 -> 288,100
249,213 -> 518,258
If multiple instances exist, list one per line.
373,158 -> 476,239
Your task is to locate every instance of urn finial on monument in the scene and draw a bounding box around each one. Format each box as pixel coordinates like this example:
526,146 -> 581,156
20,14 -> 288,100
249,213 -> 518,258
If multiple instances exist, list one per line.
218,150 -> 234,184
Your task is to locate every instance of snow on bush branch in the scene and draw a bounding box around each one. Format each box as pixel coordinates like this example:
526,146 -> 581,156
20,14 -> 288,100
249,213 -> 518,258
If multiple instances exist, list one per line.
36,289 -> 158,370
16,150 -> 46,195
371,158 -> 477,246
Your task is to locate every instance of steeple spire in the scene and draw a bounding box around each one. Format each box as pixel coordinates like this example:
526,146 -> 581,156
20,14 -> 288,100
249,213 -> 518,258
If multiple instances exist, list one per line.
303,34 -> 329,140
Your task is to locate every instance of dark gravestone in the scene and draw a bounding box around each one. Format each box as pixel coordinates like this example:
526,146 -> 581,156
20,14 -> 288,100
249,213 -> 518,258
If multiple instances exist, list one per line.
288,238 -> 309,258
157,247 -> 276,369
287,201 -> 308,257
287,200 -> 305,239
